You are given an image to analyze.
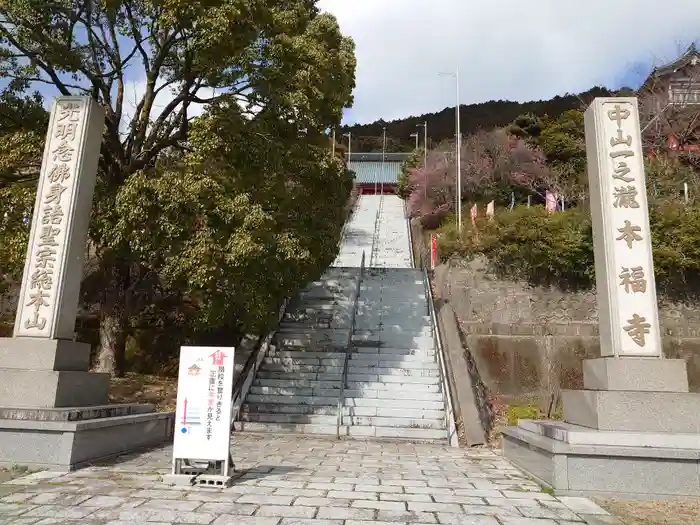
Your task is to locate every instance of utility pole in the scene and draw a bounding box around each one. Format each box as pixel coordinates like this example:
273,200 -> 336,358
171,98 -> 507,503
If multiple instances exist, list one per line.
381,126 -> 386,196
455,68 -> 462,235
439,69 -> 462,234
410,132 -> 418,150
332,129 -> 336,158
343,131 -> 351,165
423,120 -> 428,170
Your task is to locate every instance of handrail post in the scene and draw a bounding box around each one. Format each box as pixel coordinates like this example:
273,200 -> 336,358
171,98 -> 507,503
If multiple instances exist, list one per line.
337,250 -> 365,439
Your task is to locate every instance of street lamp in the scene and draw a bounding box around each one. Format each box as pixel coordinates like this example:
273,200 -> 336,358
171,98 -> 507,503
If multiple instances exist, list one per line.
410,132 -> 419,150
439,68 -> 462,235
343,131 -> 351,163
380,126 -> 386,196
332,129 -> 336,157
416,121 -> 427,169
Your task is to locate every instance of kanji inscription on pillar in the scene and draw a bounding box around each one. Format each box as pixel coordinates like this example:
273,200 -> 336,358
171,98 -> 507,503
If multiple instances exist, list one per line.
14,97 -> 104,339
584,98 -> 662,357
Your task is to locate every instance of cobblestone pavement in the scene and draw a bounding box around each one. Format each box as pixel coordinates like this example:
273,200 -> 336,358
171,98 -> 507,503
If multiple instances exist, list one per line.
0,434 -> 621,524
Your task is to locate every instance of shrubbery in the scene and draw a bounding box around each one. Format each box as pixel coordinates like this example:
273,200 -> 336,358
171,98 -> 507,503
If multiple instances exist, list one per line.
436,203 -> 700,298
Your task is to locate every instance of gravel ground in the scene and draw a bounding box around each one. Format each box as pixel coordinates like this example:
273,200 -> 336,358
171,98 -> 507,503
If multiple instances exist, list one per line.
595,497 -> 700,525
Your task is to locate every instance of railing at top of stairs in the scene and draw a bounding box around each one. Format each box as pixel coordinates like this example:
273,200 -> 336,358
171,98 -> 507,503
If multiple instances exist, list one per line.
337,250 -> 365,439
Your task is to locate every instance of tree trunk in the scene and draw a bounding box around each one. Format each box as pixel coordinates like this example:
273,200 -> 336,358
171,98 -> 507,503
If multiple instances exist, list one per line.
95,257 -> 130,377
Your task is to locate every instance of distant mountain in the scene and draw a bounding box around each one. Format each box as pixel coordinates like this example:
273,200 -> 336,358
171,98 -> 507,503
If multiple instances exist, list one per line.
340,86 -> 620,153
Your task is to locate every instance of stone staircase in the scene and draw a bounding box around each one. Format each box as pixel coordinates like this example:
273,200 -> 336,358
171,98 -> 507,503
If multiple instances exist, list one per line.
235,267 -> 357,435
344,267 -> 446,440
235,265 -> 448,442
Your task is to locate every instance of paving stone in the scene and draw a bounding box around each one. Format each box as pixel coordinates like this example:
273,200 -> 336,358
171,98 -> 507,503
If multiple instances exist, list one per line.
211,516 -> 281,525
238,494 -> 295,505
351,499 -> 406,511
256,505 -> 317,518
378,493 -> 432,502
376,510 -> 438,523
327,491 -> 377,500
408,501 -> 463,513
317,506 -> 374,520
196,502 -> 259,515
79,495 -> 146,508
518,505 -> 582,521
498,518 -> 559,525
556,497 -> 610,515
138,498 -> 203,511
432,516 -> 500,525
92,508 -> 217,523
280,518 -> 343,525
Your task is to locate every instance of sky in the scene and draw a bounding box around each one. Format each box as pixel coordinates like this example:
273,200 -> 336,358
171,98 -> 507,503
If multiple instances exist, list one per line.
316,0 -> 700,125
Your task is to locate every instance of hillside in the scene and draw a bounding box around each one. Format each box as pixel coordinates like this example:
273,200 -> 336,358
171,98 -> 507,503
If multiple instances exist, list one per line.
340,86 -> 623,152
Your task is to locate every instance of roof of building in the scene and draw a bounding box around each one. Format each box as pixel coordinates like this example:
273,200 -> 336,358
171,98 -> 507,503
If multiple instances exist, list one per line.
347,152 -> 411,163
649,43 -> 700,78
349,161 -> 401,184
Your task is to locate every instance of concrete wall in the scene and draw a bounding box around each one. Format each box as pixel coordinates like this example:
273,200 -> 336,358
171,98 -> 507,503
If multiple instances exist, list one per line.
432,256 -> 700,399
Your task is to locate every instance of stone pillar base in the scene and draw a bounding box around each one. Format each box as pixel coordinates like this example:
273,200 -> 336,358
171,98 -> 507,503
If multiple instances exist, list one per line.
0,337 -> 174,470
502,357 -> 700,498
0,337 -> 108,408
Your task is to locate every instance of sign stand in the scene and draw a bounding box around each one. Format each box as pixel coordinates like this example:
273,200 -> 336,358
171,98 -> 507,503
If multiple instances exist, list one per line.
164,346 -> 236,488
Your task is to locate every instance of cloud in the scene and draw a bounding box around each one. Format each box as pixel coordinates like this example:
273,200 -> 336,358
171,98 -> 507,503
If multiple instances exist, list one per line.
317,0 -> 700,125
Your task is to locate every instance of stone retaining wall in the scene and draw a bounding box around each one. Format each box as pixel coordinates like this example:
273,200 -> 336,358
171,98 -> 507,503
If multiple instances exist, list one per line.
432,256 -> 700,399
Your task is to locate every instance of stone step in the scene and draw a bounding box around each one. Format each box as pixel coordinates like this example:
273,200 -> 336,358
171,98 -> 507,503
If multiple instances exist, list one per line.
254,378 -> 342,389
343,388 -> 444,402
249,386 -> 341,397
349,354 -> 436,365
245,394 -> 443,411
342,416 -> 444,429
342,406 -> 444,419
346,381 -> 440,392
246,394 -> 338,406
261,364 -> 345,374
344,397 -> 444,410
243,404 -> 337,416
348,359 -> 438,370
346,425 -> 446,441
353,347 -> 436,356
243,403 -> 443,420
233,421 -> 340,435
346,366 -> 440,377
240,412 -> 337,425
263,357 -> 346,367
268,351 -> 346,360
346,373 -> 440,385
257,371 -> 343,381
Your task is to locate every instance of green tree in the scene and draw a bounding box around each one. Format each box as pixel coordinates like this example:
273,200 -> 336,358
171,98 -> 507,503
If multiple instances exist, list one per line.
0,0 -> 356,374
396,148 -> 422,199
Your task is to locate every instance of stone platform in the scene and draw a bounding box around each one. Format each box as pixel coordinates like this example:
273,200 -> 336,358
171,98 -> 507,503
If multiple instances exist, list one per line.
503,418 -> 700,499
0,338 -> 174,471
0,404 -> 174,471
502,357 -> 700,499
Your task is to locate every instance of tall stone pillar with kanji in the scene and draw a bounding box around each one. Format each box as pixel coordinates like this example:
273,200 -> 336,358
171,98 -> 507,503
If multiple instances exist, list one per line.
0,96 -> 173,470
502,97 -> 700,499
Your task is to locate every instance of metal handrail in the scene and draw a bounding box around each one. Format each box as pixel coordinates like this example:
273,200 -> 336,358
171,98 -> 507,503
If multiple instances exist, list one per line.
336,250 -> 365,439
420,253 -> 459,446
369,208 -> 380,267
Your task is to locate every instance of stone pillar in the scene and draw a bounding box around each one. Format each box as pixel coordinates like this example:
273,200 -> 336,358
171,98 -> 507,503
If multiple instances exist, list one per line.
501,98 -> 700,498
0,96 -> 108,408
563,97 -> 696,432
0,97 -> 174,470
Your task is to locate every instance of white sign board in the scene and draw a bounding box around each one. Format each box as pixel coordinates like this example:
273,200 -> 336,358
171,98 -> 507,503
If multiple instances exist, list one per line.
173,346 -> 235,461
584,97 -> 662,357
14,97 -> 104,339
